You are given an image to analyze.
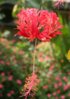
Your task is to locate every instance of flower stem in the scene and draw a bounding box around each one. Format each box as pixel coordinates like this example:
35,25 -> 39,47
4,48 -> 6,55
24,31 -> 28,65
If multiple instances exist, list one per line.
33,39 -> 37,73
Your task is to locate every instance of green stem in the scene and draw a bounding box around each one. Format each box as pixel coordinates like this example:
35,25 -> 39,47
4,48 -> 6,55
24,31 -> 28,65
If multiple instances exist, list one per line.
33,40 -> 37,73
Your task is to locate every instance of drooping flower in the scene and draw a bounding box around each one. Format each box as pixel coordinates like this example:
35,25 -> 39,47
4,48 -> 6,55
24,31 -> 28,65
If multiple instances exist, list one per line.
17,8 -> 62,42
54,0 -> 64,8
22,73 -> 40,99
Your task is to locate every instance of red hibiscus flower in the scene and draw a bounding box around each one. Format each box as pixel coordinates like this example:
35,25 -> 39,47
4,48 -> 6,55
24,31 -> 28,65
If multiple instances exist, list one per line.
17,8 -> 62,41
